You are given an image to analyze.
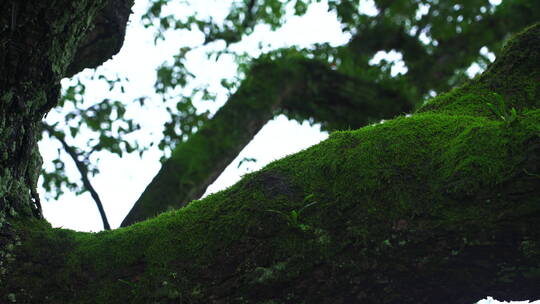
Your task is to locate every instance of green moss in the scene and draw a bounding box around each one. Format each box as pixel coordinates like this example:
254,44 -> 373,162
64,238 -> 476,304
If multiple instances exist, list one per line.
124,54 -> 312,226
6,100 -> 538,302
418,23 -> 540,117
46,1 -> 109,79
4,22 -> 540,304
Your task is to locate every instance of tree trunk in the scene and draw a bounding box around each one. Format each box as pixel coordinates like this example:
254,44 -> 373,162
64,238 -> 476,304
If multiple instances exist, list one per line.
0,0 -> 131,293
1,20 -> 539,304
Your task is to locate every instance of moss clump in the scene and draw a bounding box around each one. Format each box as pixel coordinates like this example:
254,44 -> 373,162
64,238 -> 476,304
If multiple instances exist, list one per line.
418,23 -> 540,117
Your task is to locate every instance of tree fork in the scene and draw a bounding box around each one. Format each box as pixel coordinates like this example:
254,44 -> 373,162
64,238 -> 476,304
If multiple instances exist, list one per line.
2,22 -> 539,304
123,56 -> 413,226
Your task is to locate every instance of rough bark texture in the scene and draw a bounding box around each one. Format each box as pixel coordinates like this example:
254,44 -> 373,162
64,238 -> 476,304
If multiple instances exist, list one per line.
0,0 -> 114,221
1,23 -> 539,304
0,0 -> 133,295
65,0 -> 134,77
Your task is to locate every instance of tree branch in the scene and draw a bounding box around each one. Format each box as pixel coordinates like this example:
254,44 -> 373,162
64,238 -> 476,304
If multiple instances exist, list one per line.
120,59 -> 300,226
121,57 -> 414,227
65,0 -> 135,77
42,123 -> 111,230
4,21 -> 540,304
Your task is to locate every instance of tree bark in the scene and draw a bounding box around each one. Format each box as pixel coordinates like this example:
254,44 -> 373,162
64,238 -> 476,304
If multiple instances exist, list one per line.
0,0 -> 115,214
0,0 -> 132,292
2,22 -> 539,304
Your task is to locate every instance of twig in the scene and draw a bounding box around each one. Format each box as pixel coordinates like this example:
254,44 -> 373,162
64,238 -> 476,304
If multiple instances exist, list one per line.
11,1 -> 18,33
42,123 -> 111,230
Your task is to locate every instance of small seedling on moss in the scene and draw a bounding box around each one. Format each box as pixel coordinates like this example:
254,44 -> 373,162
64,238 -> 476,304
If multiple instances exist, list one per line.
265,199 -> 319,231
486,93 -> 518,124
523,169 -> 540,179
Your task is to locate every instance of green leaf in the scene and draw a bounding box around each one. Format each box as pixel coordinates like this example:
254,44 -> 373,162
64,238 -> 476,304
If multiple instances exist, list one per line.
69,127 -> 78,137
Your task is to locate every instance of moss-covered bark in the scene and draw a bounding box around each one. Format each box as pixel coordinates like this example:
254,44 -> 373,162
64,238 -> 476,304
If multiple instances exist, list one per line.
0,0 -> 133,296
2,23 -> 539,303
121,58 -> 302,226
124,0 -> 540,226
124,53 -> 414,226
0,0 -> 104,215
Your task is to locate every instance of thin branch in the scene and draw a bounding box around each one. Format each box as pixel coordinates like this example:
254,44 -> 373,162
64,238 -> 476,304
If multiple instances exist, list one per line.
42,123 -> 111,230
242,0 -> 257,29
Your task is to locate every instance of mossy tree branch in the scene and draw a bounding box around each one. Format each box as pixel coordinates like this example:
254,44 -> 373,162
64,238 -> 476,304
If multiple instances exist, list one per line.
4,23 -> 537,303
1,0 -> 539,299
122,56 -> 414,226
3,23 -> 540,303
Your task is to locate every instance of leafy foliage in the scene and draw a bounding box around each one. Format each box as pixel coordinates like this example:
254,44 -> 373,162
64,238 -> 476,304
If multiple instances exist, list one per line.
41,74 -> 143,200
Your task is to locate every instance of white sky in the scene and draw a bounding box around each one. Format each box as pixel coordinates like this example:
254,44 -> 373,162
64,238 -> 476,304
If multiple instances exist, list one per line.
36,1 -> 537,303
